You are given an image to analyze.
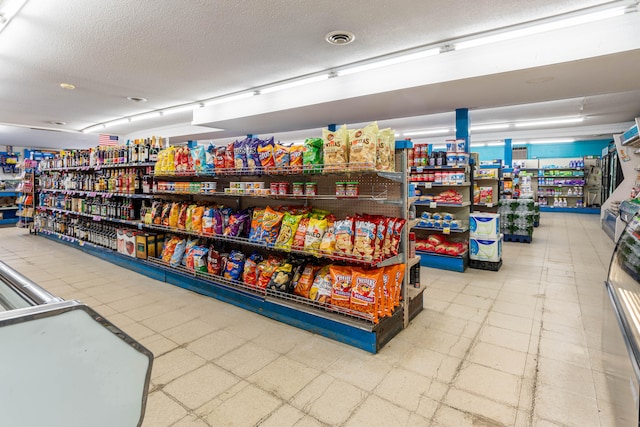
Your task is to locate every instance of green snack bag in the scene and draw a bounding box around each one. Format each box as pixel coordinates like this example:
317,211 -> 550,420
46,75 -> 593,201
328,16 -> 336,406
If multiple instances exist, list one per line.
303,138 -> 323,174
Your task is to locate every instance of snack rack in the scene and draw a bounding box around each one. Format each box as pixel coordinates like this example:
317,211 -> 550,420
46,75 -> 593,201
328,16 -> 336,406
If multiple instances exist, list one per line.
409,165 -> 471,272
33,141 -> 423,353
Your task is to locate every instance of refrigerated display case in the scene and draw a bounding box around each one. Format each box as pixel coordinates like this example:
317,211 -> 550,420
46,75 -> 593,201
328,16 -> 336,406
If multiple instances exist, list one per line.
603,214 -> 640,426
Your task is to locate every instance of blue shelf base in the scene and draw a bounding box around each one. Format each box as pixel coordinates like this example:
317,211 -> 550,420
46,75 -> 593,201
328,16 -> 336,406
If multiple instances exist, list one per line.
0,218 -> 19,225
503,234 -> 532,243
36,230 -> 407,354
417,251 -> 468,272
539,206 -> 600,214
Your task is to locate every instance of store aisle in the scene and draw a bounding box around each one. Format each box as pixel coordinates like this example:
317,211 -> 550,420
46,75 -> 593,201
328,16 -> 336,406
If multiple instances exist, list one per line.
0,212 -> 616,426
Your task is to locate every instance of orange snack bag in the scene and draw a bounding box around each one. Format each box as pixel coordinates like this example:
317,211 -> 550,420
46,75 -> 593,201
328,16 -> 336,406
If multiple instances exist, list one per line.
168,202 -> 181,228
191,206 -> 204,233
350,268 -> 382,323
329,265 -> 353,309
393,264 -> 406,308
293,264 -> 321,299
293,217 -> 310,249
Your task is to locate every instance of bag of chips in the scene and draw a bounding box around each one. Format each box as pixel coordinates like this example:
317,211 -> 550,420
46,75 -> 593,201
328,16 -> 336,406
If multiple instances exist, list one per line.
348,122 -> 378,171
353,218 -> 377,261
223,250 -> 245,281
303,138 -> 323,174
207,247 -> 223,275
205,143 -> 216,172
150,201 -> 163,225
202,208 -> 215,234
161,236 -> 182,262
186,245 -> 207,271
191,145 -> 206,172
391,219 -> 407,256
185,204 -> 197,231
170,239 -> 188,267
293,264 -> 321,298
274,142 -> 291,172
309,265 -> 332,304
267,261 -> 294,293
334,218 -> 355,256
329,265 -> 353,308
293,217 -> 310,249
383,218 -> 396,258
258,137 -> 276,172
289,259 -> 308,293
260,206 -> 285,245
319,216 -> 336,255
257,255 -> 282,289
274,212 -> 303,250
304,217 -> 328,254
214,146 -> 227,170
177,203 -> 189,229
181,238 -> 200,266
233,138 -> 248,170
350,268 -> 382,322
289,144 -> 305,173
168,202 -> 181,228
191,206 -> 204,233
224,142 -> 235,170
225,211 -> 250,237
322,125 -> 349,172
242,252 -> 263,287
376,128 -> 396,172
393,263 -> 406,307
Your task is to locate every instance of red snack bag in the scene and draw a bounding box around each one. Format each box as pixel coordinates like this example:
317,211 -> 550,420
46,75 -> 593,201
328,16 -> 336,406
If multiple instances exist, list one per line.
224,142 -> 235,170
207,247 -> 223,275
214,146 -> 226,170
426,234 -> 446,246
334,217 -> 355,257
242,252 -> 263,287
390,219 -> 407,256
177,204 -> 189,229
257,255 -> 282,289
353,218 -> 377,261
394,264 -> 406,307
293,217 -> 310,249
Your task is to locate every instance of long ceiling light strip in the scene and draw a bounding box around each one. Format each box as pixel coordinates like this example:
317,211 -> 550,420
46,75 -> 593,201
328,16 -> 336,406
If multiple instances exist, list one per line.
0,0 -> 29,34
397,117 -> 585,137
455,3 -> 632,50
514,117 -> 585,128
81,1 -> 632,133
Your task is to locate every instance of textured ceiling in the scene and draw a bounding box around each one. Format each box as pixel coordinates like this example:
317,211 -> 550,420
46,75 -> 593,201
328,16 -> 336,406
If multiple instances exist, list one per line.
0,0 -> 638,148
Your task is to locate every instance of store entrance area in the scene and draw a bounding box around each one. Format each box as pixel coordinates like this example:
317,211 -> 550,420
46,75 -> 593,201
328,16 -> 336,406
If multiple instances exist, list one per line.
0,212 -> 614,426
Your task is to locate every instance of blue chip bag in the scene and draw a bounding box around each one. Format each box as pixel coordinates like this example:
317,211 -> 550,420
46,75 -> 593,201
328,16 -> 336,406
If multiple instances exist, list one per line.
246,138 -> 262,173
233,138 -> 248,170
181,238 -> 200,266
170,239 -> 187,267
223,250 -> 246,281
191,145 -> 206,172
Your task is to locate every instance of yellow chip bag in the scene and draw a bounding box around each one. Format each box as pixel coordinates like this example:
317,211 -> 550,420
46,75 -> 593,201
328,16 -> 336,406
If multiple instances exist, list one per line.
275,212 -> 303,250
319,217 -> 336,255
322,125 -> 349,172
304,217 -> 328,254
377,128 -> 396,172
348,122 -> 378,171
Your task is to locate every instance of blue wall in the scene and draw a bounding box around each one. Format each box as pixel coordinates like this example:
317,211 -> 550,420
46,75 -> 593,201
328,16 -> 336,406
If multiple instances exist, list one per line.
469,139 -> 610,163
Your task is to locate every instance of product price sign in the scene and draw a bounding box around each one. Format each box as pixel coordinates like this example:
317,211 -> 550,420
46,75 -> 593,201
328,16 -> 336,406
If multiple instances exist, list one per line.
424,182 -> 432,189
430,202 -> 437,209
92,216 -> 101,222
138,223 -> 143,230
415,167 -> 424,173
443,227 -> 451,235
487,203 -> 493,208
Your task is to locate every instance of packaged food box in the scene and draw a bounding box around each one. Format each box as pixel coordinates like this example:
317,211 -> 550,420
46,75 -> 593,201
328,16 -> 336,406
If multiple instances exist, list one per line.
116,229 -> 127,254
469,212 -> 500,238
470,234 -> 502,262
123,230 -> 143,258
136,233 -> 157,260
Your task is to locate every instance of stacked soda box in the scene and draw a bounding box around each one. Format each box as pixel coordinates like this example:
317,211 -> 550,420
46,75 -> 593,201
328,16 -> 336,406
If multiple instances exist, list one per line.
469,212 -> 502,262
498,199 -> 535,237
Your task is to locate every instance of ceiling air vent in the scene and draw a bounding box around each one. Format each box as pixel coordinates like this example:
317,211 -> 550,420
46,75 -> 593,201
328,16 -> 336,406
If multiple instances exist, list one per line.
325,31 -> 355,46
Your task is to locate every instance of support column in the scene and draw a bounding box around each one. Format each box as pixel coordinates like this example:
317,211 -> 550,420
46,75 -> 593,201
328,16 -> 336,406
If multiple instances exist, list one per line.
504,138 -> 512,167
455,108 -> 470,152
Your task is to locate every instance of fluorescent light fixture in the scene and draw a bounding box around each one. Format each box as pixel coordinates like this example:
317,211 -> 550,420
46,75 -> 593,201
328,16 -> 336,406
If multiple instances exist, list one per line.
403,128 -> 450,137
528,138 -> 576,144
512,141 -> 528,145
394,132 -> 401,137
103,118 -> 130,128
456,5 -> 629,50
260,74 -> 330,94
470,123 -> 510,131
469,143 -> 486,147
432,144 -> 446,149
203,92 -> 255,106
515,117 -> 585,128
337,48 -> 440,76
82,124 -> 106,134
129,111 -> 162,122
0,0 -> 29,33
486,142 -> 506,146
162,104 -> 199,115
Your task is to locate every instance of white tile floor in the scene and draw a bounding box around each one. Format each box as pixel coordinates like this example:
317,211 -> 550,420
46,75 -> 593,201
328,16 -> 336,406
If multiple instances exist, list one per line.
0,212 -> 616,426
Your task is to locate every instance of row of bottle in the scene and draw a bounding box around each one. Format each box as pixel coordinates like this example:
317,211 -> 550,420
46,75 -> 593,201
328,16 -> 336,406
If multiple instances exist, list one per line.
39,193 -> 142,221
541,187 -> 583,197
39,137 -> 164,169
537,197 -> 585,208
40,168 -> 153,194
35,213 -> 119,251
